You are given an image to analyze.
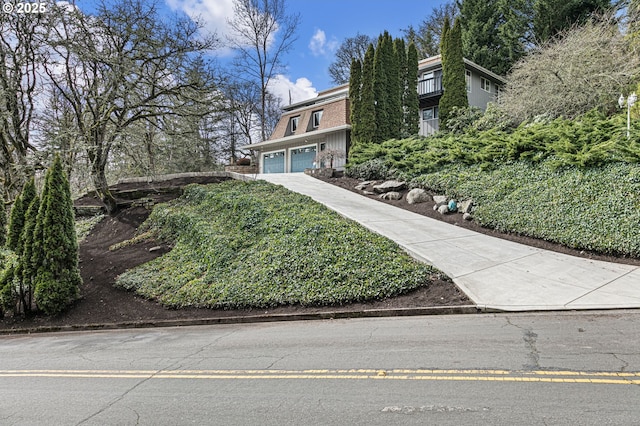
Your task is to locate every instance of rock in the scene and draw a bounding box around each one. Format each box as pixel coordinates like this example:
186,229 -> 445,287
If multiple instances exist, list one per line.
362,191 -> 375,195
379,191 -> 402,200
149,246 -> 163,252
373,180 -> 406,193
406,188 -> 431,205
433,195 -> 448,206
433,204 -> 439,211
355,181 -> 375,191
458,199 -> 473,214
463,213 -> 473,221
438,204 -> 449,215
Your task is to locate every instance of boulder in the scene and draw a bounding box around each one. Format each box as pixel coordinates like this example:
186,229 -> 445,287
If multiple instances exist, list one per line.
437,204 -> 449,215
373,180 -> 406,193
355,181 -> 375,191
379,191 -> 402,200
432,195 -> 448,206
463,213 -> 473,221
406,188 -> 431,205
458,199 -> 473,214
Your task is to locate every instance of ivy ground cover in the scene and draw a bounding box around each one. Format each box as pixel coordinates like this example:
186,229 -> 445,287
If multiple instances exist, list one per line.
115,180 -> 441,308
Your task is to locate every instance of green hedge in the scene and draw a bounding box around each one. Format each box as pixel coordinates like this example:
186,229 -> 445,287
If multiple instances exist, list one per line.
347,111 -> 640,177
115,180 -> 440,308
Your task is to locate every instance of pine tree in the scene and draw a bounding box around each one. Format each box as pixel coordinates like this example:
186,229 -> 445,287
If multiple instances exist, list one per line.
359,44 -> 377,145
440,17 -> 468,130
404,42 -> 420,137
458,0 -> 529,76
533,0 -> 611,43
34,155 -> 82,315
349,58 -> 363,146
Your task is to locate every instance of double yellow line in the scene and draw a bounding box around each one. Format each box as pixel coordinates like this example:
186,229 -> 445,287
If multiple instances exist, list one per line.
0,368 -> 639,385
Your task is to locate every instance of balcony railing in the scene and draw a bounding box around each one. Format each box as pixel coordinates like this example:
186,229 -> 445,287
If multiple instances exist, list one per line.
417,75 -> 443,98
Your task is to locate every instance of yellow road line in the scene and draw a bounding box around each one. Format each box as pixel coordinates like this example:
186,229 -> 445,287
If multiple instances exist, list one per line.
0,369 -> 638,385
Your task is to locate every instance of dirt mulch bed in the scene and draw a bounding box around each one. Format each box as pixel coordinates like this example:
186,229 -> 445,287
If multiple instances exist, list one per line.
0,176 -> 471,333
314,173 -> 640,268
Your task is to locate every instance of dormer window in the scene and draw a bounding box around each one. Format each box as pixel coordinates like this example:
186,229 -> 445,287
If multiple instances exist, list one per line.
290,116 -> 300,132
312,110 -> 323,128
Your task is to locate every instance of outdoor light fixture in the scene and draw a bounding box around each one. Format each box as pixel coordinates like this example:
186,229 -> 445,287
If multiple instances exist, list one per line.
619,93 -> 637,139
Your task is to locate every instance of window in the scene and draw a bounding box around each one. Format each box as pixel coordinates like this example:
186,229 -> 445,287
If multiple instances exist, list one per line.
422,107 -> 438,121
465,70 -> 472,92
481,77 -> 491,92
290,116 -> 299,132
312,110 -> 323,128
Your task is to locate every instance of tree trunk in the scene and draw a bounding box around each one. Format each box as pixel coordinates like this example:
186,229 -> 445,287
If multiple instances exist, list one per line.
92,162 -> 117,214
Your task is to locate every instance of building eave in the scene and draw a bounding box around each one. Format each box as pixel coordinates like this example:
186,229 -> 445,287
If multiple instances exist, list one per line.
418,54 -> 506,85
242,124 -> 351,151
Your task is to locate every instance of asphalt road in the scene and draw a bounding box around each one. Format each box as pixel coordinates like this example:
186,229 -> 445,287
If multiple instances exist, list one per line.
2,311 -> 640,425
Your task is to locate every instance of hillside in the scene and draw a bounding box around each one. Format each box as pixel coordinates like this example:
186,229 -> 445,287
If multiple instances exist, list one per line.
1,176 -> 469,332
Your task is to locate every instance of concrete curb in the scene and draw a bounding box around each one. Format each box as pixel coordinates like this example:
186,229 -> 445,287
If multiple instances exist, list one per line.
0,305 -> 480,335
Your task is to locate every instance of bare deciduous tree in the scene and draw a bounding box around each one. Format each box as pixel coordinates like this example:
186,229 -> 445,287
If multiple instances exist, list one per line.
0,12 -> 45,198
227,0 -> 300,142
499,12 -> 640,123
328,33 -> 375,85
402,1 -> 458,59
43,0 -> 218,213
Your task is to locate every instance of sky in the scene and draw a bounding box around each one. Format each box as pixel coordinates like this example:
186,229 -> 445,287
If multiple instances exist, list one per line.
78,0 -> 448,104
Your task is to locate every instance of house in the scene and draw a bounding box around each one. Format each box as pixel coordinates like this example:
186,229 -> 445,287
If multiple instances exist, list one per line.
244,85 -> 351,174
245,56 -> 504,173
418,55 -> 505,135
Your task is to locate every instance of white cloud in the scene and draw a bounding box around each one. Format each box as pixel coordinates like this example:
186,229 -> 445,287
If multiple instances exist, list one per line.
166,0 -> 281,55
268,75 -> 317,105
308,29 -> 338,57
165,0 -> 236,46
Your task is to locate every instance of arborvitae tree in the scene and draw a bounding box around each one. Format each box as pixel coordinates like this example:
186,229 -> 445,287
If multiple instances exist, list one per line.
19,194 -> 39,314
349,58 -> 363,145
34,155 -> 82,315
403,42 -> 420,137
390,38 -> 405,139
0,188 -> 6,247
359,44 -> 377,144
439,17 -> 468,129
373,33 -> 391,143
6,193 -> 24,252
12,178 -> 36,311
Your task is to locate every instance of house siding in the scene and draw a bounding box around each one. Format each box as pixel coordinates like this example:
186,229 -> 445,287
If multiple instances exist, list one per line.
258,130 -> 349,173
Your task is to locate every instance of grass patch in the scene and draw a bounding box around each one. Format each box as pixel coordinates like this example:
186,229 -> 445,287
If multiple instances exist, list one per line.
115,180 -> 441,309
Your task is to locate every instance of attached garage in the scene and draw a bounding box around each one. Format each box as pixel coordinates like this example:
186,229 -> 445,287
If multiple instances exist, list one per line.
263,151 -> 285,173
290,146 -> 317,173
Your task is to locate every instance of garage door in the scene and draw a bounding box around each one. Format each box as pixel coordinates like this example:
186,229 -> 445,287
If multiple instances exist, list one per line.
263,151 -> 285,173
290,146 -> 317,173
